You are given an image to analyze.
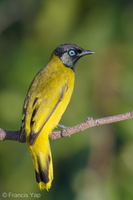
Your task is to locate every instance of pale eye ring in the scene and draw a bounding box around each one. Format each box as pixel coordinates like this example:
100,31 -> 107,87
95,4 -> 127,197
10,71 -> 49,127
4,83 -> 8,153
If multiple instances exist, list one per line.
68,49 -> 76,56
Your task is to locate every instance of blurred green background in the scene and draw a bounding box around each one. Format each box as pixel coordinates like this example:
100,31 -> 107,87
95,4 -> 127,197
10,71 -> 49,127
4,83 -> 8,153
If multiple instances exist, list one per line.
0,0 -> 133,199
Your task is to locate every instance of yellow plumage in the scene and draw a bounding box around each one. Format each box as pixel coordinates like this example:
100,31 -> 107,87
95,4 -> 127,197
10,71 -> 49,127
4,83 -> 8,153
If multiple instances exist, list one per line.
21,55 -> 74,190
20,44 -> 93,190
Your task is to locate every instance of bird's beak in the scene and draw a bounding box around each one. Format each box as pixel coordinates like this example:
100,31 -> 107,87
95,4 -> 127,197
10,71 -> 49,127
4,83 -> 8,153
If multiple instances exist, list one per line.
74,49 -> 94,67
80,50 -> 95,57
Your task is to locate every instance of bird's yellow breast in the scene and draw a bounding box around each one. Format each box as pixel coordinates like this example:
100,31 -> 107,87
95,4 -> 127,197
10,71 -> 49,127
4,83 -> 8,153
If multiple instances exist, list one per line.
23,54 -> 75,142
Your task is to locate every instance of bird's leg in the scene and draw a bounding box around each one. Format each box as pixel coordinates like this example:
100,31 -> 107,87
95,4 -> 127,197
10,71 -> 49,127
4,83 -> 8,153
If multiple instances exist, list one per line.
58,124 -> 68,129
58,124 -> 69,138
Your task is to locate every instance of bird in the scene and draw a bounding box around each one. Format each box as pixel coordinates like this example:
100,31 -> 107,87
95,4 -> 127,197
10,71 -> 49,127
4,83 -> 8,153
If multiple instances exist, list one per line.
20,44 -> 94,190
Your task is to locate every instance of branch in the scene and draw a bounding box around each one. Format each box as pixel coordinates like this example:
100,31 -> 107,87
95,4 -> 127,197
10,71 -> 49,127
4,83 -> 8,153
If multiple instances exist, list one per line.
0,111 -> 133,142
50,111 -> 133,139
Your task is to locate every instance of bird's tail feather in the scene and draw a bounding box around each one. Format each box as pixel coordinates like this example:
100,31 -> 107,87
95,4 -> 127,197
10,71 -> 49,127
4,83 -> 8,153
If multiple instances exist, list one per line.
29,138 -> 53,190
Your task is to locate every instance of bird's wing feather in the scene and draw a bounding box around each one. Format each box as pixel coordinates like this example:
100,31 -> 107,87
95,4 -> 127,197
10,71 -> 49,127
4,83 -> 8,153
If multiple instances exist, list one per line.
26,85 -> 68,145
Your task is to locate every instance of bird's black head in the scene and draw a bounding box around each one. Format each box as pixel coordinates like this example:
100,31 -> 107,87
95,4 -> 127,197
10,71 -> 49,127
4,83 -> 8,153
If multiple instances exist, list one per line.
53,44 -> 94,70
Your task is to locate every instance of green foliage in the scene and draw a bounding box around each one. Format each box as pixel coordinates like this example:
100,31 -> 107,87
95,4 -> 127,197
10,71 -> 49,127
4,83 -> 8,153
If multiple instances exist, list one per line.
0,0 -> 133,199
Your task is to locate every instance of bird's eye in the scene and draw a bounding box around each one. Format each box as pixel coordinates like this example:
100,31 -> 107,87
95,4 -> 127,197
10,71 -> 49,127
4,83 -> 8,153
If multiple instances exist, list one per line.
68,50 -> 76,57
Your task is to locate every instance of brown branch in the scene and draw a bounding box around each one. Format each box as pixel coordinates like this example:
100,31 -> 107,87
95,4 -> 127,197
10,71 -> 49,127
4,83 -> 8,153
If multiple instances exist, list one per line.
50,111 -> 133,139
0,129 -> 20,141
0,111 -> 133,142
